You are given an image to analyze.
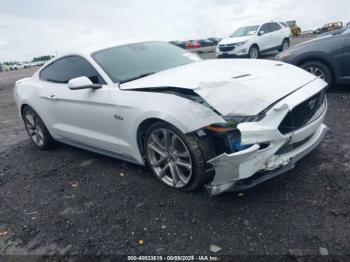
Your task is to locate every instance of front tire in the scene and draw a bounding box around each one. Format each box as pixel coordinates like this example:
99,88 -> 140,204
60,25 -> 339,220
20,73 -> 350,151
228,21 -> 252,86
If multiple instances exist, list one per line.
300,61 -> 333,85
22,106 -> 56,150
144,122 -> 215,192
248,45 -> 259,59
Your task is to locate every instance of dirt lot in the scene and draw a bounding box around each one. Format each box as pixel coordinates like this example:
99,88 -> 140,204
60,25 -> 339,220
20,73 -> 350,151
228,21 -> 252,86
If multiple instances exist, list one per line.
1,47 -> 350,259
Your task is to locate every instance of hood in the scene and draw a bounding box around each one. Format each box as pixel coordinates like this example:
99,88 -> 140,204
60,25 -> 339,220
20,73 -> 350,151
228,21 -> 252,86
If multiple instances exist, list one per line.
120,59 -> 318,116
219,36 -> 252,45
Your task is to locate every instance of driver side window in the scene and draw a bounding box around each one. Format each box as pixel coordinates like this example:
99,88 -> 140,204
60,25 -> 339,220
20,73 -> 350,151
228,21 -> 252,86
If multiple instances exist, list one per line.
259,24 -> 271,34
40,56 -> 105,84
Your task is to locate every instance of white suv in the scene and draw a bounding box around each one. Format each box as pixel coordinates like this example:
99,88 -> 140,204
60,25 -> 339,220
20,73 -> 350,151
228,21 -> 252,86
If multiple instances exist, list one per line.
216,22 -> 291,59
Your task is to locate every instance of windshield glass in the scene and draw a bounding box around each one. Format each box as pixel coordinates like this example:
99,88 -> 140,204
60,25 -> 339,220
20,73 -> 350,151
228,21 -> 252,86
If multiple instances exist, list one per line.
230,25 -> 259,37
92,41 -> 197,83
342,28 -> 350,35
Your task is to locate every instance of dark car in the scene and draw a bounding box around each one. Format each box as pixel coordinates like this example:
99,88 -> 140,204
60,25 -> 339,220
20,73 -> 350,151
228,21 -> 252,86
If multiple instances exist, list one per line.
276,27 -> 350,85
318,27 -> 348,38
197,39 -> 214,47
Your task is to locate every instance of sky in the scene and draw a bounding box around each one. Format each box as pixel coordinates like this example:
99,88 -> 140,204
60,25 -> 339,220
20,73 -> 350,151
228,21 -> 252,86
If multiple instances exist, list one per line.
0,0 -> 349,61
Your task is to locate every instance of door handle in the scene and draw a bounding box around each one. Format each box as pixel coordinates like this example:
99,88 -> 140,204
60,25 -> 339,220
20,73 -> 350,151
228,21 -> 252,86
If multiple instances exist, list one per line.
48,94 -> 57,101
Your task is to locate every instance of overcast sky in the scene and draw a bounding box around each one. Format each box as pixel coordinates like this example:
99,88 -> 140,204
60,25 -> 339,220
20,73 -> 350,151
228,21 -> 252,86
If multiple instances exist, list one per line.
0,0 -> 348,61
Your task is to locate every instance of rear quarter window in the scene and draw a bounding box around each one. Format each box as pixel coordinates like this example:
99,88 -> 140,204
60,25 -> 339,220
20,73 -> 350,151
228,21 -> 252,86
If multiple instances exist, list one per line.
270,23 -> 282,32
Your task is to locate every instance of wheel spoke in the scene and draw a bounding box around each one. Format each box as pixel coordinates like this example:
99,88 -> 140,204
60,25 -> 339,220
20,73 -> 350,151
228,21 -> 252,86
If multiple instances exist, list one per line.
35,131 -> 41,144
169,163 -> 180,187
150,155 -> 166,167
175,164 -> 188,184
174,150 -> 190,158
162,129 -> 170,150
25,114 -> 35,128
150,133 -> 166,151
36,128 -> 44,141
175,160 -> 192,170
159,163 -> 170,178
31,131 -> 38,143
147,143 -> 165,157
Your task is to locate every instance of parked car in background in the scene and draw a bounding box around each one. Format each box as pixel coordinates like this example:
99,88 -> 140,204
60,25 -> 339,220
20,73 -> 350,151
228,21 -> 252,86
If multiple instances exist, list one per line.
185,41 -> 201,49
314,22 -> 343,35
3,65 -> 10,71
197,39 -> 214,47
207,37 -> 221,45
216,22 -> 291,58
23,63 -> 33,68
11,63 -> 25,70
276,27 -> 350,85
318,27 -> 348,38
14,40 -> 328,196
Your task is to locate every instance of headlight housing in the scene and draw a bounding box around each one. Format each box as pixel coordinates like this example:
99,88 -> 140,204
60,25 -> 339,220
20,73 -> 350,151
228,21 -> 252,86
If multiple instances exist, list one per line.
234,41 -> 248,46
205,114 -> 263,133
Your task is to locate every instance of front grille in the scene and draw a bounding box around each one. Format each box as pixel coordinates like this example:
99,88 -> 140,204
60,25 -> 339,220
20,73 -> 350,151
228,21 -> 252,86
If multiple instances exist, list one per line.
219,44 -> 236,52
278,89 -> 326,134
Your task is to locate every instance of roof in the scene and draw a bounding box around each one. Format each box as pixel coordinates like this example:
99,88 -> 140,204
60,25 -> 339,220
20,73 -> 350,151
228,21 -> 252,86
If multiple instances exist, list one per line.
76,38 -> 159,56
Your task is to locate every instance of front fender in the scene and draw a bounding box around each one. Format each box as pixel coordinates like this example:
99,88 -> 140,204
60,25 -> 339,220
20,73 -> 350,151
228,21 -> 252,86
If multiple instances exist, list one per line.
129,93 -> 225,164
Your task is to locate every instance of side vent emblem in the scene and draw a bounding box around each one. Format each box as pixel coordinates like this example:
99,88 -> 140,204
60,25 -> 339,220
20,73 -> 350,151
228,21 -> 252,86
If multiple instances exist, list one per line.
114,115 -> 124,120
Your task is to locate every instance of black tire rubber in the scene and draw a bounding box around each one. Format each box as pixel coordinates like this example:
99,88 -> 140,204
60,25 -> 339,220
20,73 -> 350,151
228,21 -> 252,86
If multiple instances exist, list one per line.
22,106 -> 56,150
279,38 -> 290,52
300,61 -> 333,86
144,121 -> 216,192
248,45 -> 259,59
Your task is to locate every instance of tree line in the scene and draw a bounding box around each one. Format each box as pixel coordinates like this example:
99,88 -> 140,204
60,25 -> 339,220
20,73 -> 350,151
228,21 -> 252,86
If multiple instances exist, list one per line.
1,55 -> 54,66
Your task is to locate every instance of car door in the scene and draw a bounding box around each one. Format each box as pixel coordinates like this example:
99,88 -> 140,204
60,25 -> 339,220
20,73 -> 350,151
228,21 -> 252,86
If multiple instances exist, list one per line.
257,23 -> 272,51
38,56 -> 131,157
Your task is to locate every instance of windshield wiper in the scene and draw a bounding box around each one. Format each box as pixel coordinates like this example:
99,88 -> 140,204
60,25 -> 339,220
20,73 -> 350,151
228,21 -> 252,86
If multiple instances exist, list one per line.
119,72 -> 156,84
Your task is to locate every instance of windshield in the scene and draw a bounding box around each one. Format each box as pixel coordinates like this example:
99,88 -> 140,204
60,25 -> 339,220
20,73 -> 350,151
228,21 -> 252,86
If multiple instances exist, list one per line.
342,28 -> 350,35
230,25 -> 259,37
92,41 -> 197,83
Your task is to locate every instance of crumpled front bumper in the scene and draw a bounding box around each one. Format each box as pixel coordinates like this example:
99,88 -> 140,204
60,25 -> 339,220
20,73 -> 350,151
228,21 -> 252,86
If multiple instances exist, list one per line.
206,79 -> 328,196
207,123 -> 328,196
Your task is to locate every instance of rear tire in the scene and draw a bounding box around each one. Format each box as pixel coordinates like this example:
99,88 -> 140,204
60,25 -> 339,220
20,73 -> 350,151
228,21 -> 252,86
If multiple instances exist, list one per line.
144,121 -> 215,192
279,39 -> 290,52
22,106 -> 56,150
300,61 -> 333,86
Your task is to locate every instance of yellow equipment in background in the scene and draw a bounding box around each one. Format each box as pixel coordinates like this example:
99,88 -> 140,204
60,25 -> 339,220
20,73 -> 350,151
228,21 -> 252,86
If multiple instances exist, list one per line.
287,21 -> 302,37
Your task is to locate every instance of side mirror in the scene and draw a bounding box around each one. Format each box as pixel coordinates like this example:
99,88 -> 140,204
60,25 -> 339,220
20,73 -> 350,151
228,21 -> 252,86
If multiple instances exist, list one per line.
259,30 -> 265,35
68,76 -> 102,90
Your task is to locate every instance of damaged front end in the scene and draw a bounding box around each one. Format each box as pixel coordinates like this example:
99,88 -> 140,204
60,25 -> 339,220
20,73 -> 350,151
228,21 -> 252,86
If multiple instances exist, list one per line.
203,83 -> 329,196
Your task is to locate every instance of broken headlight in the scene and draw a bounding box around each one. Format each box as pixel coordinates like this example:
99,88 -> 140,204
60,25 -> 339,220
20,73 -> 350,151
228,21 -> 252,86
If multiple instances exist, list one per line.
205,113 -> 267,153
205,114 -> 264,133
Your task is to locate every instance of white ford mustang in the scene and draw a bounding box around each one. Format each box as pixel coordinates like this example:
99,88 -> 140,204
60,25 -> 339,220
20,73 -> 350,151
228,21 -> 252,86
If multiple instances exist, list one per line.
14,41 -> 328,196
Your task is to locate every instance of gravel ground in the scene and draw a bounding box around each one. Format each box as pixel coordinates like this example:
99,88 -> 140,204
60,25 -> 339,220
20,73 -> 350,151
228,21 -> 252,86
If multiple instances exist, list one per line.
0,41 -> 350,260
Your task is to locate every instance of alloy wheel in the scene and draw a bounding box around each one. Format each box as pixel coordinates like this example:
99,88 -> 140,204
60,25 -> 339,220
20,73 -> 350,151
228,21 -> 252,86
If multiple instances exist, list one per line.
305,67 -> 326,81
282,40 -> 290,50
146,128 -> 193,188
249,46 -> 258,59
23,109 -> 45,147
